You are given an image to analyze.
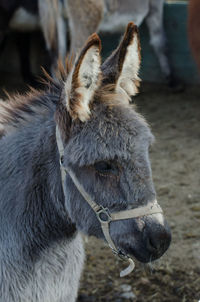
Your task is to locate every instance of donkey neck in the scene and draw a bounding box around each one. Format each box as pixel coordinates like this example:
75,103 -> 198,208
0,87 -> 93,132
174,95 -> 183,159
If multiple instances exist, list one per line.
0,92 -> 76,260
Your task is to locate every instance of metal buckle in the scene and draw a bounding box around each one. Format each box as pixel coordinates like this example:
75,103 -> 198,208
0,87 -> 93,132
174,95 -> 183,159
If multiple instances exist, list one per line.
96,207 -> 112,223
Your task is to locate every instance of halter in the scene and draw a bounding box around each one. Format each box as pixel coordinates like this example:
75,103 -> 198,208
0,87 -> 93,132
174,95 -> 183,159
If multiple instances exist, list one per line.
56,127 -> 163,277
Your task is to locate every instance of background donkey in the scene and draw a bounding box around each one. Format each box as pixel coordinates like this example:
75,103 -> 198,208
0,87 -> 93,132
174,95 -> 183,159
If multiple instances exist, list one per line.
0,0 -> 178,89
64,0 -> 177,87
0,23 -> 171,301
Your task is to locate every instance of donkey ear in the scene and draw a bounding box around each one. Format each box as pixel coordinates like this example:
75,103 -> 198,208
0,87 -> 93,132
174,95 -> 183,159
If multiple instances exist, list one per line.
64,33 -> 102,122
102,22 -> 141,99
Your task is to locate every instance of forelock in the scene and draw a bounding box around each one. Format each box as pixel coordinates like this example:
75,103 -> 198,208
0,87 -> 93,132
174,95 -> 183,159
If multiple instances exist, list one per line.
64,97 -> 152,167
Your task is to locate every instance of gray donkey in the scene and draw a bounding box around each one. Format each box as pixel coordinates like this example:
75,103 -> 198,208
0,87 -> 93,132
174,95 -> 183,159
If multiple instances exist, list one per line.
0,23 -> 171,302
65,0 -> 177,88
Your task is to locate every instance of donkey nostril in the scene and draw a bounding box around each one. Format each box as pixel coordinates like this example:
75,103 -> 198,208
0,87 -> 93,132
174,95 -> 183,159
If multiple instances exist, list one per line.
147,236 -> 159,252
145,226 -> 171,257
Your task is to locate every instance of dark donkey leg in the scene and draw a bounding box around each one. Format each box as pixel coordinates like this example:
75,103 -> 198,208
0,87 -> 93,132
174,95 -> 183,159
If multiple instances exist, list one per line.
15,32 -> 38,86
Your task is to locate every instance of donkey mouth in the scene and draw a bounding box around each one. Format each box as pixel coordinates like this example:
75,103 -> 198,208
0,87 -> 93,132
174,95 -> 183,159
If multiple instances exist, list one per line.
123,243 -> 170,263
119,224 -> 172,263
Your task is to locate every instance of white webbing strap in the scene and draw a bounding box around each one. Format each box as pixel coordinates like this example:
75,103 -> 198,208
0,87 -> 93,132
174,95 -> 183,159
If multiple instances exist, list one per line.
101,221 -> 116,251
111,203 -> 162,221
66,168 -> 102,213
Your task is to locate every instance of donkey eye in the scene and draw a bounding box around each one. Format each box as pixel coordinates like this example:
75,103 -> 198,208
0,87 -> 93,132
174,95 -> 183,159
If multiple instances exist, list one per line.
94,161 -> 113,173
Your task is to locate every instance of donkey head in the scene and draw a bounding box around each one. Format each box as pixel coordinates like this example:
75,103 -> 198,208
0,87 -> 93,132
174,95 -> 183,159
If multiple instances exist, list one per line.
56,23 -> 171,263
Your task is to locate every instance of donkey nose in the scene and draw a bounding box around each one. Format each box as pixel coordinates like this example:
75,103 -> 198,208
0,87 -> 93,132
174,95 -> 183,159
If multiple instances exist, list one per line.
144,221 -> 171,259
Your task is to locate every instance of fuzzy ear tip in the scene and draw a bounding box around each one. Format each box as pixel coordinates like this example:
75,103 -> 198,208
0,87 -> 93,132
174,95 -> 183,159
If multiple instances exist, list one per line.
87,33 -> 102,51
127,22 -> 138,33
123,22 -> 139,46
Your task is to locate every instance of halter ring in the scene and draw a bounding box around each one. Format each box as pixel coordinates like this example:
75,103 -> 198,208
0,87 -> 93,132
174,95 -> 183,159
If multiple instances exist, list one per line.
96,207 -> 112,223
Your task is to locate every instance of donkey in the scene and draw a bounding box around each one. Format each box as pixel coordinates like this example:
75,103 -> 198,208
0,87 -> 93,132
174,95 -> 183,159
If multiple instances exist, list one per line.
64,0 -> 179,88
0,23 -> 171,302
0,0 -> 59,83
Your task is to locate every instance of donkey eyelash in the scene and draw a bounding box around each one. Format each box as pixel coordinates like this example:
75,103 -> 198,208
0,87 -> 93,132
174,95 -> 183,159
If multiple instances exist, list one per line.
96,172 -> 118,179
94,161 -> 120,177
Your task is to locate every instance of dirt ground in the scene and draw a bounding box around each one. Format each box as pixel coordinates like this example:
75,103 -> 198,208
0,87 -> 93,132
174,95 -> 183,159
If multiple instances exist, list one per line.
0,79 -> 199,301
77,83 -> 200,302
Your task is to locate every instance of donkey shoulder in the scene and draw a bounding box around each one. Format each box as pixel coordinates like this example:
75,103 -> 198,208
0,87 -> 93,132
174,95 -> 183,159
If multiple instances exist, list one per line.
1,234 -> 84,302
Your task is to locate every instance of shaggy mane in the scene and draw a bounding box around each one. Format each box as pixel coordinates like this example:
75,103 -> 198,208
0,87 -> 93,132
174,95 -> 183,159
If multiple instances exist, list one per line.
0,57 -> 74,138
0,56 -> 136,138
0,89 -> 51,138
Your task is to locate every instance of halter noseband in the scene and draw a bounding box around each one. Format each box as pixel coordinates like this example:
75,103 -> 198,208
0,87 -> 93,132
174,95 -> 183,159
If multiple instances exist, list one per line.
56,128 -> 163,277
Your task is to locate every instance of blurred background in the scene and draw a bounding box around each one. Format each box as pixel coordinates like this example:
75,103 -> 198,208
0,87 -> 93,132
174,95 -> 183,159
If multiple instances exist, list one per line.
0,0 -> 199,301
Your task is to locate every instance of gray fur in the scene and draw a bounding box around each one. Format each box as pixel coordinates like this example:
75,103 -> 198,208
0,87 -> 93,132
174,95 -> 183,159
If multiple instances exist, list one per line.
0,29 -> 171,301
0,93 -> 84,301
63,99 -> 170,262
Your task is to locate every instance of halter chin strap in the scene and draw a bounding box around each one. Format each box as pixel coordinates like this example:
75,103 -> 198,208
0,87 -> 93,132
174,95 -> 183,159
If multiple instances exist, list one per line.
56,127 -> 163,277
